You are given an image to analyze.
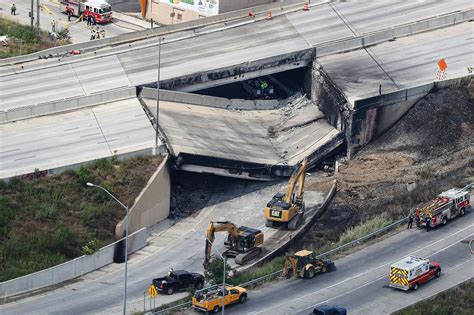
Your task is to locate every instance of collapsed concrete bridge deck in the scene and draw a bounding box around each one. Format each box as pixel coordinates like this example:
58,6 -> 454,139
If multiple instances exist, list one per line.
141,88 -> 343,179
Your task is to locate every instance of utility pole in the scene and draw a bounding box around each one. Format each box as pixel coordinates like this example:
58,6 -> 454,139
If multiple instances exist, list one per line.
30,0 -> 34,28
155,36 -> 162,155
36,0 -> 40,34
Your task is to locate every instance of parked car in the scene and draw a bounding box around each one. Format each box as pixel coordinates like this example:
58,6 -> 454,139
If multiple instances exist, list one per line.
313,305 -> 347,315
152,270 -> 204,295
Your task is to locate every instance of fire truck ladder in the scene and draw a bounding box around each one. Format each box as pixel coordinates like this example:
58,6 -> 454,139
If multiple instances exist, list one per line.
419,197 -> 449,217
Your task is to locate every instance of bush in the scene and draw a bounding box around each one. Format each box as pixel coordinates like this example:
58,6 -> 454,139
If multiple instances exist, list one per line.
82,239 -> 100,255
204,257 -> 231,285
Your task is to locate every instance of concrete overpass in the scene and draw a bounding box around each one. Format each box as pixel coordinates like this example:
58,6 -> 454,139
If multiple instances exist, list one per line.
1,0 -> 472,110
1,0 -> 472,179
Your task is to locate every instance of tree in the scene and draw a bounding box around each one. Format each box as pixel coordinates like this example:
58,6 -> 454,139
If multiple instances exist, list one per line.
204,257 -> 231,285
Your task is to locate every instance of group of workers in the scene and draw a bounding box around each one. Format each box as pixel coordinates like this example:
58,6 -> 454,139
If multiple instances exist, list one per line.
90,27 -> 106,40
407,213 -> 432,232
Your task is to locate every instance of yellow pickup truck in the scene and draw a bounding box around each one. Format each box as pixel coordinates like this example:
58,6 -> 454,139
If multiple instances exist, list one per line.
192,285 -> 247,313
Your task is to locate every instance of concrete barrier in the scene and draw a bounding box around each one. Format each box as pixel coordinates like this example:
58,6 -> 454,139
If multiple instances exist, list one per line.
1,87 -> 136,123
316,9 -> 474,58
0,228 -> 147,299
115,155 -> 171,237
141,88 -> 281,110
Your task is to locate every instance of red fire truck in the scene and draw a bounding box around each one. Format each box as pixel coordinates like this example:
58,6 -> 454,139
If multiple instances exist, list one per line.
415,186 -> 470,228
390,256 -> 441,291
60,0 -> 112,24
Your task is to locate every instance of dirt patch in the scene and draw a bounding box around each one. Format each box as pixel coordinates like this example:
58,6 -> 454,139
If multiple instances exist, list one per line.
298,86 -> 473,249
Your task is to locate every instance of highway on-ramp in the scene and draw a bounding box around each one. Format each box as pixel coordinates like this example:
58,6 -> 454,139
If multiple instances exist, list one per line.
0,180 -> 326,314
231,211 -> 474,315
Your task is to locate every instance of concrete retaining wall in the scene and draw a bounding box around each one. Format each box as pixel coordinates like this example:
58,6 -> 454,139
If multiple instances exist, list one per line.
348,76 -> 473,156
0,87 -> 136,123
0,228 -> 147,298
115,155 -> 171,237
141,88 -> 281,110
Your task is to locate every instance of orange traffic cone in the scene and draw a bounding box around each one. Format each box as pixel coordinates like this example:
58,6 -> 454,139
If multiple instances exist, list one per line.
266,11 -> 272,20
303,2 -> 309,11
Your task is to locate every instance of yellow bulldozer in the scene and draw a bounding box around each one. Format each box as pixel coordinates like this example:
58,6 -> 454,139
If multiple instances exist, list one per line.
282,250 -> 335,279
203,221 -> 264,269
264,158 -> 308,230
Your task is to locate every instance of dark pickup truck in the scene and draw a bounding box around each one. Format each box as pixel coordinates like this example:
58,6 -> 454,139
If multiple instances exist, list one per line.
152,270 -> 205,295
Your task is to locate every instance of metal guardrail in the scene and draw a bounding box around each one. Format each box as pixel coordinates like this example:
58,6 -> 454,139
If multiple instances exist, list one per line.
315,216 -> 409,259
149,216 -> 409,314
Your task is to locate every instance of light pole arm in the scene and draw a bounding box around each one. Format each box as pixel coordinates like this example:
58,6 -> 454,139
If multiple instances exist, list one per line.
90,184 -> 128,212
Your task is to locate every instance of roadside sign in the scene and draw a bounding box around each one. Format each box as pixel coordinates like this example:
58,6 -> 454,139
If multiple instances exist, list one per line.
148,284 -> 158,298
437,58 -> 447,71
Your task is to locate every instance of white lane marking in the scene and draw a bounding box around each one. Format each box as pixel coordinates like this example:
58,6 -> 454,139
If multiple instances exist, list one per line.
252,224 -> 474,314
349,257 -> 474,315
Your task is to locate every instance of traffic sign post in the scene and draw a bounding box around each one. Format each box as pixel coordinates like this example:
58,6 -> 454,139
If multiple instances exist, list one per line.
148,284 -> 158,298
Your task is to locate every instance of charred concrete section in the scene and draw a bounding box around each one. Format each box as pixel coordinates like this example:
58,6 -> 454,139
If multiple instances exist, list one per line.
311,58 -> 473,157
153,49 -> 314,93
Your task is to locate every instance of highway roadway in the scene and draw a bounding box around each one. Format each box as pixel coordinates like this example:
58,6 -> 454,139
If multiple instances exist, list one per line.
0,0 -> 139,43
231,211 -> 474,314
1,0 -> 472,110
0,98 -> 156,179
318,22 -> 474,104
0,179 -> 326,314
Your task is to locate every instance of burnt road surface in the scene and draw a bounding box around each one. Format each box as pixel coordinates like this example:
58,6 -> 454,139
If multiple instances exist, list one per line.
229,210 -> 474,314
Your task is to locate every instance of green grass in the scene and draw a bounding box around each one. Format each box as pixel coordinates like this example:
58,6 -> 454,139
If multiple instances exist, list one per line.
0,156 -> 163,281
337,214 -> 392,244
394,280 -> 474,315
229,256 -> 285,286
0,17 -> 69,58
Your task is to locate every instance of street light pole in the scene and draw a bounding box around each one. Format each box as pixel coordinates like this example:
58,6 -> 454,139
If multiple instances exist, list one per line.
86,182 -> 129,315
192,229 -> 225,314
155,36 -> 162,155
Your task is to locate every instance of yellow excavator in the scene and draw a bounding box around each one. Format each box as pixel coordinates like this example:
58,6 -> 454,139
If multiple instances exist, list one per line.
264,158 -> 308,230
203,221 -> 264,269
282,250 -> 335,279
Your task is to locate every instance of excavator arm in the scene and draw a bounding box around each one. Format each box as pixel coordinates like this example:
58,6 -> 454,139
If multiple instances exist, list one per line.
283,158 -> 308,203
282,255 -> 298,278
203,221 -> 239,269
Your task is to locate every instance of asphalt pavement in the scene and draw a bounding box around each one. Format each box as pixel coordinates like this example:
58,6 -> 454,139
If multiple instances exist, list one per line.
230,210 -> 474,315
2,0 -> 472,109
0,180 -> 326,314
0,0 -> 136,43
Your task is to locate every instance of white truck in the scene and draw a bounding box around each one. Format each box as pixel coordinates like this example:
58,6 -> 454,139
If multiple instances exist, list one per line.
415,186 -> 470,228
60,0 -> 112,24
390,256 -> 441,291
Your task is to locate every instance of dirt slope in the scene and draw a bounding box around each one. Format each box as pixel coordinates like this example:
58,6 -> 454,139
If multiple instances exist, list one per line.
299,86 -> 473,248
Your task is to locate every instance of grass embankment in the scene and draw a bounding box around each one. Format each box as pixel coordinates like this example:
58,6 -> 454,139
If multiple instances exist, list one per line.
0,17 -> 69,58
394,280 -> 474,315
0,156 -> 163,281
